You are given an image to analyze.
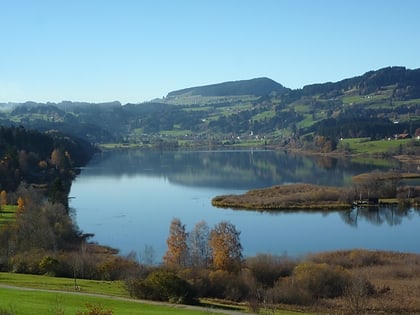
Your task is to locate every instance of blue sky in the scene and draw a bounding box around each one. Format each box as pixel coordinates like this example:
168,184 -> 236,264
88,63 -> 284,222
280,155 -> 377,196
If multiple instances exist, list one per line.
1,0 -> 420,104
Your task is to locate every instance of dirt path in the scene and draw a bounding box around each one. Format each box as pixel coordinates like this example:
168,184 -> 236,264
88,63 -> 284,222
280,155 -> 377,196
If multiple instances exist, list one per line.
0,283 -> 254,315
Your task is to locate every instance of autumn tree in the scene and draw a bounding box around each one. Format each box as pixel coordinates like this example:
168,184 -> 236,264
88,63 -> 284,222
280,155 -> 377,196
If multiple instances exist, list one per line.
0,190 -> 7,206
209,221 -> 243,272
163,218 -> 189,268
189,220 -> 212,268
51,148 -> 64,169
17,197 -> 24,211
51,148 -> 72,170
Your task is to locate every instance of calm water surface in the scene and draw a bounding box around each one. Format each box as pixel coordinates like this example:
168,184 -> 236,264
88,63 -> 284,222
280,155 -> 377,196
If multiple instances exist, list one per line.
70,150 -> 420,262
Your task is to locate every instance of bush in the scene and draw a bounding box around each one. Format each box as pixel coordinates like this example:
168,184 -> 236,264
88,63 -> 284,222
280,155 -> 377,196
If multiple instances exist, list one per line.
10,249 -> 46,274
344,274 -> 375,315
39,255 -> 59,275
293,262 -> 351,299
207,270 -> 249,301
246,254 -> 295,287
270,277 -> 314,306
76,304 -> 113,315
129,270 -> 197,304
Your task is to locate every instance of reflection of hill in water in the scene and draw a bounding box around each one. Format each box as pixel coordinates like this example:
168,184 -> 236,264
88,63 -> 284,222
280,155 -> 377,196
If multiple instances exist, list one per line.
82,150 -> 393,190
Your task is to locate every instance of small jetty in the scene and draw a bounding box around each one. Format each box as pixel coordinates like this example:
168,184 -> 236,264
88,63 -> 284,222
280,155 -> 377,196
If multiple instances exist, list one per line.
352,198 -> 399,208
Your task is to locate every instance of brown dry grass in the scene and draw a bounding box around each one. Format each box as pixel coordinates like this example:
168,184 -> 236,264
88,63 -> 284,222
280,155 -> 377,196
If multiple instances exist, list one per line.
307,250 -> 420,314
212,183 -> 352,210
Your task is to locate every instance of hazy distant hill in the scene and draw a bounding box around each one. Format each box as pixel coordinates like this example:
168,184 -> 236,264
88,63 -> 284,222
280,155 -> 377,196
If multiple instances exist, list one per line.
166,77 -> 289,98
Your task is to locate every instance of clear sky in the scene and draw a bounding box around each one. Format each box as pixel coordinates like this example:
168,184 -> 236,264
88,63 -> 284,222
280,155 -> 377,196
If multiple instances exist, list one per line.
1,0 -> 420,104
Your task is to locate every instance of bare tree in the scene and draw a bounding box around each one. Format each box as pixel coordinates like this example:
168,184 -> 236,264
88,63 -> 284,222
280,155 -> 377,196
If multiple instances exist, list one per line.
344,273 -> 373,314
189,220 -> 212,268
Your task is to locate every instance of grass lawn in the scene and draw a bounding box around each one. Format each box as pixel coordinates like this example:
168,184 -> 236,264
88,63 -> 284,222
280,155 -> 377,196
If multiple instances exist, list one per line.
340,138 -> 413,154
0,273 -> 127,296
0,273 -> 313,315
0,286 -> 228,315
0,205 -> 17,224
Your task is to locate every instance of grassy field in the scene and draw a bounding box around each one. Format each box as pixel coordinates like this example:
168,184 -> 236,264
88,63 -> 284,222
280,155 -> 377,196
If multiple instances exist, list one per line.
0,286 -> 227,315
0,273 -> 127,296
339,137 -> 413,154
0,273 -> 312,315
0,205 -> 17,224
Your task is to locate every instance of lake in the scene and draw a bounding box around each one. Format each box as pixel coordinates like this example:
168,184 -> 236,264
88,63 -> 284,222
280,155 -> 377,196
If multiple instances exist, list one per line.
70,149 -> 420,262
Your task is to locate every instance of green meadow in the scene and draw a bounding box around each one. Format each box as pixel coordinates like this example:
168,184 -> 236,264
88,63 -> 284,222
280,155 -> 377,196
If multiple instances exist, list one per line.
0,286 -> 227,315
0,273 -> 311,315
339,137 -> 413,154
0,205 -> 17,224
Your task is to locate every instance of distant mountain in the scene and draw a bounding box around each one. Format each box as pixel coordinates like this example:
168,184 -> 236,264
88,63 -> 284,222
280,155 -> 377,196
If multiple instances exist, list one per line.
3,66 -> 420,149
166,77 -> 289,98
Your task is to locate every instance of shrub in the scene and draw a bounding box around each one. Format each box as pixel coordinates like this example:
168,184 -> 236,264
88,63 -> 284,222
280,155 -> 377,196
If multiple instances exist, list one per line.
344,274 -> 375,315
76,304 -> 113,315
129,270 -> 197,304
270,277 -> 314,306
10,249 -> 46,274
293,262 -> 351,298
208,270 -> 249,301
246,254 -> 296,287
39,255 -> 59,275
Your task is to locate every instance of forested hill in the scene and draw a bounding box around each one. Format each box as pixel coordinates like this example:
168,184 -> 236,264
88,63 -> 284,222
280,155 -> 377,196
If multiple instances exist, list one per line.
2,66 -> 420,149
166,77 -> 289,98
296,66 -> 420,99
0,126 -> 97,194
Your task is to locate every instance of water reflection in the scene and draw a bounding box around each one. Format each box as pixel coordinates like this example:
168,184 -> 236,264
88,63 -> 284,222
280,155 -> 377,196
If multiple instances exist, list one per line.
85,149 -> 394,189
340,207 -> 420,227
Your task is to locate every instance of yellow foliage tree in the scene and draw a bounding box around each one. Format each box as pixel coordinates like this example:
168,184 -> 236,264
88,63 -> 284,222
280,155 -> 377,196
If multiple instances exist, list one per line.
163,218 -> 189,268
0,190 -> 7,206
209,221 -> 242,272
17,197 -> 25,211
51,148 -> 63,169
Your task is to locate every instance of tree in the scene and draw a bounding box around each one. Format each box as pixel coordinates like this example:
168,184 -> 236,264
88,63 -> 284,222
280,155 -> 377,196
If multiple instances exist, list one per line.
51,148 -> 64,169
163,218 -> 188,268
17,197 -> 24,211
209,221 -> 243,272
189,220 -> 212,268
0,190 -> 7,206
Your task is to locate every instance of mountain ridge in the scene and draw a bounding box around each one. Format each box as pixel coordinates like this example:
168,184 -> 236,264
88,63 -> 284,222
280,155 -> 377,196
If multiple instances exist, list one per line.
166,77 -> 289,98
2,65 -> 420,149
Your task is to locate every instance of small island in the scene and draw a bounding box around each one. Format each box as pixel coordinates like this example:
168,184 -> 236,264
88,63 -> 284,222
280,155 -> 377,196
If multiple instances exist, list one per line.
212,172 -> 420,210
212,183 -> 352,210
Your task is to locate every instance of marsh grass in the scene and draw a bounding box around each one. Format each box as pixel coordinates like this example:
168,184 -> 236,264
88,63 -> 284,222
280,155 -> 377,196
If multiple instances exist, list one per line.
212,184 -> 351,210
307,250 -> 420,314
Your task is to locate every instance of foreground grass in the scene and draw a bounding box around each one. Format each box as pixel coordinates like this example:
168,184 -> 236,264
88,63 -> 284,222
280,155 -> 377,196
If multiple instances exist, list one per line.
0,273 -> 312,315
0,286 -> 226,315
0,272 -> 127,296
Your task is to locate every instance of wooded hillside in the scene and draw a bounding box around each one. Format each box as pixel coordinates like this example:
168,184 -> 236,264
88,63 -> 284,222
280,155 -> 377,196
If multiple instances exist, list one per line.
1,66 -> 420,150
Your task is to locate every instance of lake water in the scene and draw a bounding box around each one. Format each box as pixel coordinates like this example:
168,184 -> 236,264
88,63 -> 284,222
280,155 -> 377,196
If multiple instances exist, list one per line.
70,149 -> 420,262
